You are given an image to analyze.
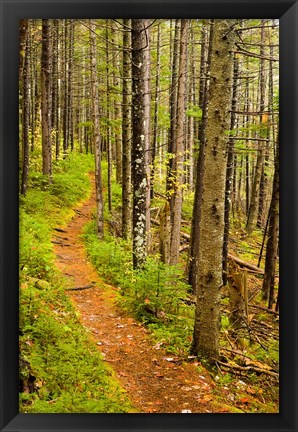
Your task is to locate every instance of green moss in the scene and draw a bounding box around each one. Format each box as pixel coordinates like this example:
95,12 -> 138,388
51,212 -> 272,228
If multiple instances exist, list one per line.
19,153 -> 133,413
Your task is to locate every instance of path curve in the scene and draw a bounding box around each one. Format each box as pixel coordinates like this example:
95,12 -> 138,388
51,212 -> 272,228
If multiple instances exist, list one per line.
53,176 -> 219,413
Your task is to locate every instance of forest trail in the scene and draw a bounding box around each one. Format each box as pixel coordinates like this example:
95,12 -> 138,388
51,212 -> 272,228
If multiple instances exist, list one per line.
53,176 -> 225,414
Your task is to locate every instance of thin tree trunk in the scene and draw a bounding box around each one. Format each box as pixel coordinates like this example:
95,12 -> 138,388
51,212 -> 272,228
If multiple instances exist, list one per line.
21,22 -> 30,195
188,21 -> 213,291
89,19 -> 104,238
41,19 -> 52,180
111,21 -> 122,183
68,20 -> 74,151
198,23 -> 208,145
245,75 -> 250,216
246,23 -> 266,234
166,20 -> 180,206
51,20 -> 60,160
106,22 -> 112,212
169,19 -> 189,265
186,22 -> 195,190
222,54 -> 239,286
122,19 -> 132,240
262,135 -> 279,305
63,20 -> 68,156
257,22 -> 268,228
151,23 -> 161,199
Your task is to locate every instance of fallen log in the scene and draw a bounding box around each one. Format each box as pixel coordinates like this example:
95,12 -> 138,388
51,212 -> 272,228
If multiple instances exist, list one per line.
217,359 -> 278,378
151,219 -> 264,274
249,304 -> 279,316
227,253 -> 264,274
66,283 -> 97,291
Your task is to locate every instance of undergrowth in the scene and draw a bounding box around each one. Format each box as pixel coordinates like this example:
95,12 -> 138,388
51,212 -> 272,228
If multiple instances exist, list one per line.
19,153 -> 133,413
82,194 -> 279,413
82,220 -> 194,356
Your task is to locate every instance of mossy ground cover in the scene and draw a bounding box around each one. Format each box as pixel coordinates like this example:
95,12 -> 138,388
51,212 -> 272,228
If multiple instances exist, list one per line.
19,153 -> 133,413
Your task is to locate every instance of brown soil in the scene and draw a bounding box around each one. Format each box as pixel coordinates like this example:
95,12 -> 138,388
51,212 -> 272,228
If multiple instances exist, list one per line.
53,179 -> 227,414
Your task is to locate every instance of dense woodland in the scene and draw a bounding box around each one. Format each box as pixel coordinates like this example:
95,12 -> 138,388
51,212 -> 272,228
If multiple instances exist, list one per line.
19,19 -> 279,413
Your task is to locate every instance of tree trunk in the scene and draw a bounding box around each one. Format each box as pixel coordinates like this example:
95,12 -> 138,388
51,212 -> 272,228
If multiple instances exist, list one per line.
62,20 -> 69,156
131,19 -> 148,268
198,23 -> 208,145
106,22 -> 112,212
89,19 -> 104,238
246,24 -> 267,235
188,21 -> 214,291
111,21 -> 122,184
143,20 -> 152,251
262,135 -> 279,305
244,75 -> 250,216
169,19 -> 189,265
68,20 -> 74,151
257,21 -> 268,228
222,54 -> 239,286
166,20 -> 179,205
186,22 -> 195,191
192,20 -> 235,362
150,23 -> 161,199
159,202 -> 171,265
41,19 -> 52,180
122,19 -> 132,240
20,21 -> 30,195
246,144 -> 265,233
51,20 -> 60,160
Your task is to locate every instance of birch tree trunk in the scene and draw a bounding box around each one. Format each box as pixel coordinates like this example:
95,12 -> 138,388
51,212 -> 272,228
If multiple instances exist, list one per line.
143,20 -> 152,251
131,19 -> 148,268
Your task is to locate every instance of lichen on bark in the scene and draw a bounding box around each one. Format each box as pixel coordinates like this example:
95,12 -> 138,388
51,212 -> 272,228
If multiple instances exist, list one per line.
192,19 -> 236,362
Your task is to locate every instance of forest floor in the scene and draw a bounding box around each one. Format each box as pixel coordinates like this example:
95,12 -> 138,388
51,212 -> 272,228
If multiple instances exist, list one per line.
53,178 -> 239,414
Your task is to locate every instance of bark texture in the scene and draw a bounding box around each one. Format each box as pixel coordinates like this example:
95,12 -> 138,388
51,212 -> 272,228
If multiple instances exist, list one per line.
21,22 -> 30,195
188,21 -> 214,291
222,54 -> 239,286
131,19 -> 148,268
169,19 -> 189,265
192,20 -> 235,361
89,20 -> 104,238
262,136 -> 279,305
122,19 -> 132,240
41,19 -> 52,179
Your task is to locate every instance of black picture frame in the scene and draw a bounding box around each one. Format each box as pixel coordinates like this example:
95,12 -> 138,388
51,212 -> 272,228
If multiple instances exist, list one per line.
0,1 -> 297,431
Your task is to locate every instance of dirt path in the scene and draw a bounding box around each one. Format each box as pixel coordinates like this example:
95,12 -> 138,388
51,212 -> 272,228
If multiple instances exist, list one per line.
53,180 -> 223,413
